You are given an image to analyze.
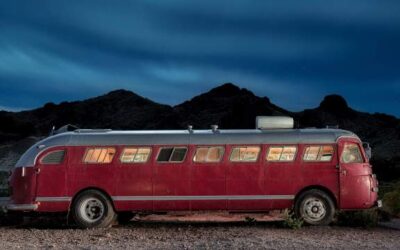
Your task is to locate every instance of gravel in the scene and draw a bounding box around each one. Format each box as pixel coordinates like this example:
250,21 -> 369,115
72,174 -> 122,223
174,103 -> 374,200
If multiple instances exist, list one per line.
0,221 -> 399,249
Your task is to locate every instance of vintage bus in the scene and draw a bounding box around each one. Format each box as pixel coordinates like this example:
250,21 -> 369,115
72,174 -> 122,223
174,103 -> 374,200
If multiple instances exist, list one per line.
7,117 -> 381,228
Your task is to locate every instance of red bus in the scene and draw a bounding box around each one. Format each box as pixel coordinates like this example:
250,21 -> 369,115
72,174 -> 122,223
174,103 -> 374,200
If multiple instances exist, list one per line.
7,117 -> 381,228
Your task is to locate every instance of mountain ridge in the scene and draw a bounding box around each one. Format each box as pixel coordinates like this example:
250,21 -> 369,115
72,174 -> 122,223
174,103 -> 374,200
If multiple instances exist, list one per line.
0,83 -> 399,180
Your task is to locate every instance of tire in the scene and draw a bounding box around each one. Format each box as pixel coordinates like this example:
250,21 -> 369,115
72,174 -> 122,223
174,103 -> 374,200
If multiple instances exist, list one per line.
294,189 -> 335,226
71,190 -> 116,229
117,212 -> 135,225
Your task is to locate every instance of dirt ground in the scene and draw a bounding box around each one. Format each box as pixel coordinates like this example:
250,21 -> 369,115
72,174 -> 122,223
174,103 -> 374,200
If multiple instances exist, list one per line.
0,219 -> 399,250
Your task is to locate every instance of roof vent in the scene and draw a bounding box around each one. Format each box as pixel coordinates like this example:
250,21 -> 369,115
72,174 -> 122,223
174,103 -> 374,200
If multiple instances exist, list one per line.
187,125 -> 193,133
256,116 -> 294,129
211,125 -> 219,133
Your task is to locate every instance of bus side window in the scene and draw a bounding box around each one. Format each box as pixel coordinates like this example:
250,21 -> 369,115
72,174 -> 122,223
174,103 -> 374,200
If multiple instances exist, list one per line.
303,146 -> 320,161
230,146 -> 260,162
193,147 -> 208,162
83,148 -> 116,164
303,145 -> 334,162
193,146 -> 224,163
120,147 -> 151,163
157,147 -> 188,163
170,148 -> 187,162
320,146 -> 334,161
266,146 -> 297,162
41,150 -> 66,165
157,147 -> 173,162
341,143 -> 363,163
266,147 -> 283,161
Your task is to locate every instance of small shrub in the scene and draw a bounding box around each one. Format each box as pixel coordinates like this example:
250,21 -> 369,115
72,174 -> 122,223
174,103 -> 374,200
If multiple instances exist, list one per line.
282,209 -> 303,229
382,181 -> 400,217
336,210 -> 378,228
244,216 -> 256,223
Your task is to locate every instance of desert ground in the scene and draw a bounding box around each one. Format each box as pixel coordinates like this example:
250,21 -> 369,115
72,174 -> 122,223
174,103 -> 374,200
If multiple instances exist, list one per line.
0,218 -> 399,250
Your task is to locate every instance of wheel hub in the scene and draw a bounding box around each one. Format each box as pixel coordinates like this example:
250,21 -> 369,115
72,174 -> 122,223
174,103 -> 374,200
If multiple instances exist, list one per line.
79,197 -> 105,223
302,198 -> 326,222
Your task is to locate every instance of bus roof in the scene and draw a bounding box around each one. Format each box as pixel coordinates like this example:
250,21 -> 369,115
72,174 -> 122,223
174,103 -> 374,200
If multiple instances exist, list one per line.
16,128 -> 358,167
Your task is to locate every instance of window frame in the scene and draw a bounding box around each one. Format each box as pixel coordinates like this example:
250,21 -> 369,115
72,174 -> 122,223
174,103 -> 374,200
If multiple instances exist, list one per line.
82,147 -> 117,164
302,144 -> 335,163
193,146 -> 225,163
229,145 -> 261,163
340,142 -> 364,164
156,146 -> 188,163
266,145 -> 298,162
119,147 -> 152,164
40,149 -> 66,165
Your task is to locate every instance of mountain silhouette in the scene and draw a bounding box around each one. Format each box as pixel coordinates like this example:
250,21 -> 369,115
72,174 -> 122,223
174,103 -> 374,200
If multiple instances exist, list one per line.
0,83 -> 399,181
174,83 -> 290,129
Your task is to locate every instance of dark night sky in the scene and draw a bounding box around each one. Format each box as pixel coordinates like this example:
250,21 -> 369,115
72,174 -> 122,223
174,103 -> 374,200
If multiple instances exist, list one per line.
0,0 -> 399,116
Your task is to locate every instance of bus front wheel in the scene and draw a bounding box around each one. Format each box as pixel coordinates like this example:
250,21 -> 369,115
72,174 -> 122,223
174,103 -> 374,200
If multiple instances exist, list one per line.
71,190 -> 116,228
294,189 -> 335,226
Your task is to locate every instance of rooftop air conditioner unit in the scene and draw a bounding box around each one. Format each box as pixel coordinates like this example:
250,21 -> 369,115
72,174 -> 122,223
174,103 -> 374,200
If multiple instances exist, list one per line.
256,116 -> 294,129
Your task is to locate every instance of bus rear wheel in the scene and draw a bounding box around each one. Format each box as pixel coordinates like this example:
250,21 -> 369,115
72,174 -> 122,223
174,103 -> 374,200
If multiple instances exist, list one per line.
72,190 -> 116,228
295,189 -> 335,226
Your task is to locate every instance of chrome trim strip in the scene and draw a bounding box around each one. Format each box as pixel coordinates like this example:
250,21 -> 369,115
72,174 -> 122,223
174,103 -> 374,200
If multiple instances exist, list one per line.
36,197 -> 72,202
7,204 -> 38,211
32,195 -> 294,203
112,195 -> 295,201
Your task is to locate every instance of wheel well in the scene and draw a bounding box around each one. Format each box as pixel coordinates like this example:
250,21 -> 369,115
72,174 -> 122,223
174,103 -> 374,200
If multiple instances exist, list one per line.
295,186 -> 338,208
69,187 -> 115,211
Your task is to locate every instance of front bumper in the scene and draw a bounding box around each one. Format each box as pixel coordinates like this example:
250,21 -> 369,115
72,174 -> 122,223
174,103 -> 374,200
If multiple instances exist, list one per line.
7,203 -> 38,211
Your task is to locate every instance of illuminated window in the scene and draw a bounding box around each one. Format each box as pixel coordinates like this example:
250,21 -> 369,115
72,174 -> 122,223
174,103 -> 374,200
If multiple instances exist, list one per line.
320,146 -> 334,161
120,147 -> 151,163
193,146 -> 224,163
83,148 -> 116,164
303,146 -> 320,161
230,146 -> 260,162
303,145 -> 334,162
194,147 -> 208,162
157,147 -> 188,162
41,150 -> 65,165
341,143 -> 363,163
267,146 -> 297,162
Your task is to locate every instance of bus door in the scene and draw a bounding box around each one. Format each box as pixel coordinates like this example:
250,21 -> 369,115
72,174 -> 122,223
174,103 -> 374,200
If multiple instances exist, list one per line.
338,138 -> 372,209
35,146 -> 68,210
300,144 -> 339,203
226,145 -> 264,210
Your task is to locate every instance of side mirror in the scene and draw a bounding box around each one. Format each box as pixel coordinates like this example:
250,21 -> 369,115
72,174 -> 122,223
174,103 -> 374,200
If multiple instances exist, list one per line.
363,142 -> 372,159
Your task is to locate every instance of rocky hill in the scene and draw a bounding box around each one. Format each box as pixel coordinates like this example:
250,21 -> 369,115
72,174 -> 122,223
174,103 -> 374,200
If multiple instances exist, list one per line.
0,83 -> 399,181
174,83 -> 291,129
